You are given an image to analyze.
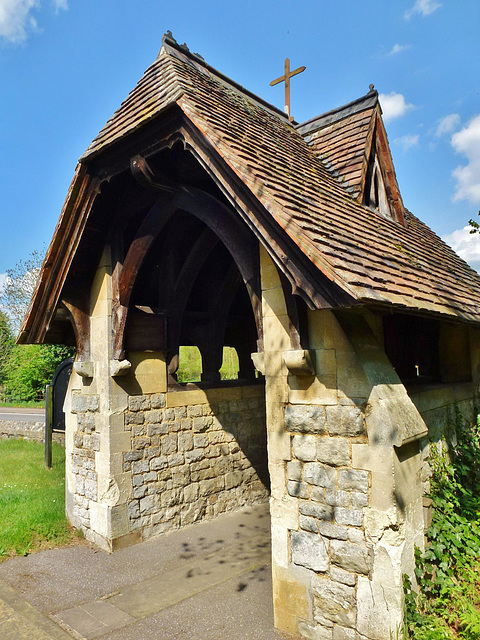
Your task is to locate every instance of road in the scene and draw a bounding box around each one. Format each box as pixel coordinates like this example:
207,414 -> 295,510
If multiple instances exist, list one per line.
0,407 -> 45,424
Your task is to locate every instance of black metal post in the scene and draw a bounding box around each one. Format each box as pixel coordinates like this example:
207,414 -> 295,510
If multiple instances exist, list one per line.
45,384 -> 53,468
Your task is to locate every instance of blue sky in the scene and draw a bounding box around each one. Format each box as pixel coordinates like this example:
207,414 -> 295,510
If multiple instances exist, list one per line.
1,0 -> 480,288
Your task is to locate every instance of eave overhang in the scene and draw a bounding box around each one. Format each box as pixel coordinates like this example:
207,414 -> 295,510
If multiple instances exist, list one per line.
18,107 -> 359,345
19,40 -> 480,345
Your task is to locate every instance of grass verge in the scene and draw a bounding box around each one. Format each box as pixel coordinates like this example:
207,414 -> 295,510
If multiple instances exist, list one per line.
0,439 -> 80,560
0,400 -> 45,408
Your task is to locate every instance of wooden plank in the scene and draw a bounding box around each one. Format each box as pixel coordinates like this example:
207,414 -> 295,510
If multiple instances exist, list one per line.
125,307 -> 166,352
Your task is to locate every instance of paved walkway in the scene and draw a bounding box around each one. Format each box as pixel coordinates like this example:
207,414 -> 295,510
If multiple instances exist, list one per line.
0,502 -> 293,639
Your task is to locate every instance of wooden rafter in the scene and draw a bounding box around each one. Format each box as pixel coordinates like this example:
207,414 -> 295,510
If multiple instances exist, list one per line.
113,185 -> 263,361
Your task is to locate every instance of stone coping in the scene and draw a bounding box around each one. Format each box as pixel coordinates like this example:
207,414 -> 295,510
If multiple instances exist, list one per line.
164,384 -> 264,408
409,381 -> 474,414
0,421 -> 65,446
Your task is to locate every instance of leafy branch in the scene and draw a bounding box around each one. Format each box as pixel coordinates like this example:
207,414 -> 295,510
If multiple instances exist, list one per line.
403,412 -> 480,638
468,211 -> 480,234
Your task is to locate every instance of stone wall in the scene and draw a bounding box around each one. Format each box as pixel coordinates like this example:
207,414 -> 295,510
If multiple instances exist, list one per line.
123,388 -> 268,539
410,382 -> 476,442
260,246 -> 426,640
70,392 -> 100,531
285,404 -> 372,639
0,420 -> 64,445
410,381 -> 478,529
66,377 -> 268,546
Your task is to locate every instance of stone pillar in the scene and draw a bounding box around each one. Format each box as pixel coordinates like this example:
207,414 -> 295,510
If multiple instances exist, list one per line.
66,246 -> 135,551
260,246 -> 426,640
260,246 -> 312,635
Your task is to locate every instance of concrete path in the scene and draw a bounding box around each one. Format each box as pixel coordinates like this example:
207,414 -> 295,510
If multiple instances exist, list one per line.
0,502 -> 294,639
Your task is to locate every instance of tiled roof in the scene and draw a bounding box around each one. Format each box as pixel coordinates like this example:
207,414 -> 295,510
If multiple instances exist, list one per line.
63,38 -> 480,324
296,93 -> 378,199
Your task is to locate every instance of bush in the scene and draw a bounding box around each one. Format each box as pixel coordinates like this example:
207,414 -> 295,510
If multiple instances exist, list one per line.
2,344 -> 74,402
403,413 -> 480,639
0,311 -> 14,385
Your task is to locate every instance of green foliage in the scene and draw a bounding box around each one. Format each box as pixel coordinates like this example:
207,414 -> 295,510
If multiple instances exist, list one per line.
2,344 -> 74,402
468,211 -> 480,234
219,346 -> 240,381
0,310 -> 14,384
176,345 -> 202,383
0,248 -> 75,404
0,439 -> 77,559
176,345 -> 239,383
403,413 -> 480,639
0,399 -> 45,408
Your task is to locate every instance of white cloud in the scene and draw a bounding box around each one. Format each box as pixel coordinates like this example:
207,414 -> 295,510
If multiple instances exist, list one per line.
451,114 -> 480,204
0,273 -> 7,295
0,0 -> 67,43
53,0 -> 67,13
405,0 -> 442,19
379,92 -> 415,122
394,134 -> 420,151
388,43 -> 411,56
435,113 -> 461,137
443,226 -> 480,272
0,0 -> 39,42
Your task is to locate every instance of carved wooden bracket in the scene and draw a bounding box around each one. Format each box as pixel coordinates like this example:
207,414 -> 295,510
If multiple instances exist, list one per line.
130,155 -> 176,193
62,297 -> 91,362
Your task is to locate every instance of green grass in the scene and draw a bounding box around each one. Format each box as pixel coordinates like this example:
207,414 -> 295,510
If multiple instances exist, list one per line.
0,399 -> 45,408
176,346 -> 239,383
0,439 -> 78,560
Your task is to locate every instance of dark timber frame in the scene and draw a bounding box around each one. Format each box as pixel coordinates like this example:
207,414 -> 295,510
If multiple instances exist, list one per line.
19,108 -> 356,368
113,184 -> 263,382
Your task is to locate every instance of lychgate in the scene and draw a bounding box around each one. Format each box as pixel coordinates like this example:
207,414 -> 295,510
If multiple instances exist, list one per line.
20,33 -> 480,640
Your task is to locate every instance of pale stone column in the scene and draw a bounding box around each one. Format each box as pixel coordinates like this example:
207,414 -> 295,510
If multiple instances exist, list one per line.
260,245 -> 427,639
64,367 -> 83,528
337,310 -> 426,639
89,246 -> 135,550
260,246 -> 312,635
66,246 -> 134,550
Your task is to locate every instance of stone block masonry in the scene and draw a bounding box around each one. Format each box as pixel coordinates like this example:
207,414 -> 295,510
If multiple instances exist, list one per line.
285,401 -> 375,640
123,387 -> 269,539
70,392 -> 100,530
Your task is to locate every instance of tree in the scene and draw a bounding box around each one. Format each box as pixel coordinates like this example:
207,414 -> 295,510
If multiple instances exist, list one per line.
0,249 -> 43,333
468,210 -> 480,234
2,344 -> 74,402
0,310 -> 14,386
0,249 -> 75,403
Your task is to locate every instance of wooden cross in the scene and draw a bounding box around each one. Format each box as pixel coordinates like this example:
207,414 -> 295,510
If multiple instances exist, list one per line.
270,58 -> 306,122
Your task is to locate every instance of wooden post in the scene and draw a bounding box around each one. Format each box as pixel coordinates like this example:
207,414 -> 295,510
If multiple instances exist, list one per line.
45,384 -> 53,468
